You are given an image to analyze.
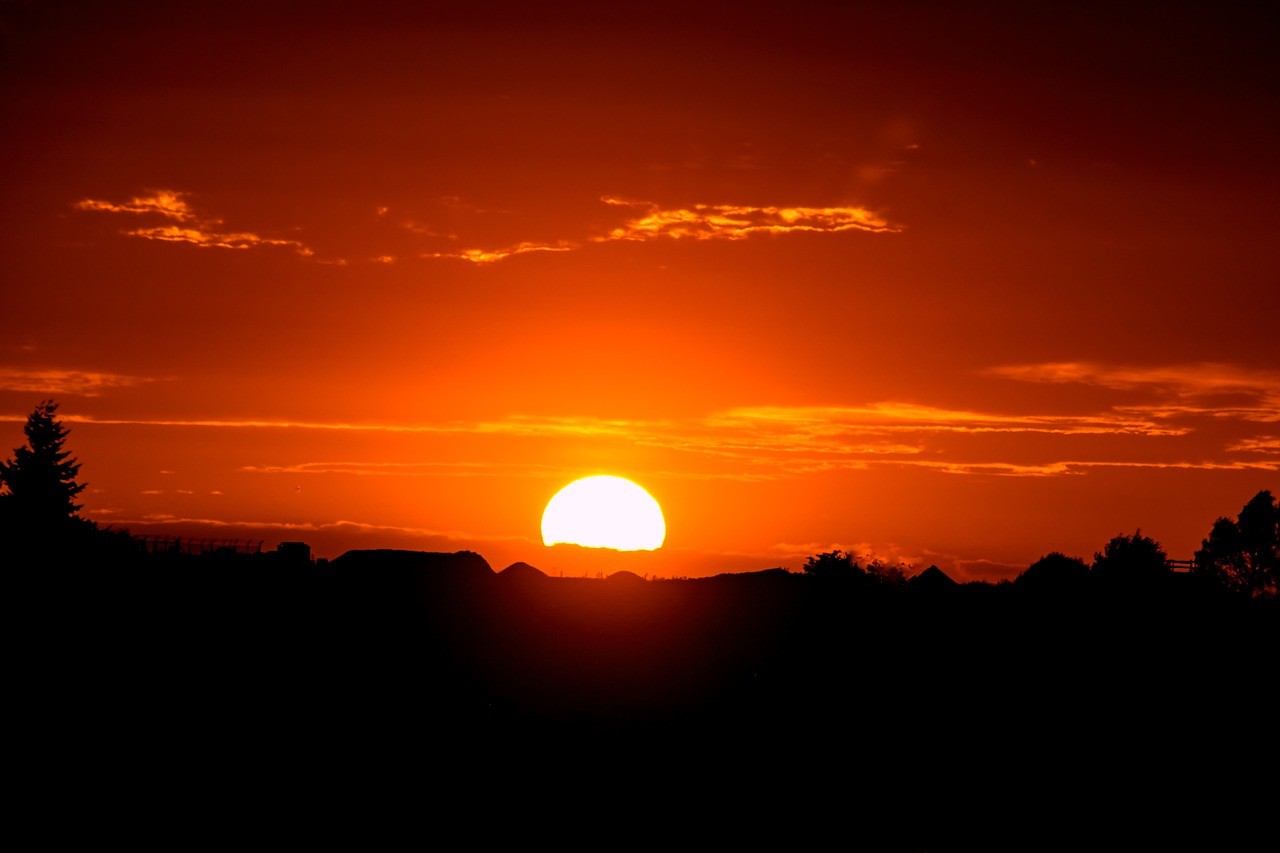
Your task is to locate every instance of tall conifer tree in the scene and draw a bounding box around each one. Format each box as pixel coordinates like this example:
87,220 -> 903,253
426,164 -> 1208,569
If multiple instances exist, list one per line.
0,400 -> 88,526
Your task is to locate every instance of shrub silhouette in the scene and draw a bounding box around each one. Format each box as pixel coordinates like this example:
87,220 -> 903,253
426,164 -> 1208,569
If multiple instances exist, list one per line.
1016,551 -> 1090,594
1092,530 -> 1168,587
802,549 -> 866,582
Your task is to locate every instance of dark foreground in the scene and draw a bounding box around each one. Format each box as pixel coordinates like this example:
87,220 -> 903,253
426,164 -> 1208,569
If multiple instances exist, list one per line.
17,548 -> 1278,848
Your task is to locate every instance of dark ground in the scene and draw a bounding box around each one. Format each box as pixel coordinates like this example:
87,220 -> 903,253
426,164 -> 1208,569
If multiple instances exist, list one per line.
15,547 -> 1277,848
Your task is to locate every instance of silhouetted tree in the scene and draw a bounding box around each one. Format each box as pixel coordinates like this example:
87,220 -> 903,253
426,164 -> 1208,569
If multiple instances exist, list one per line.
0,400 -> 94,544
803,549 -> 866,582
1092,530 -> 1168,587
1193,490 -> 1278,598
1016,551 -> 1090,593
864,558 -> 911,586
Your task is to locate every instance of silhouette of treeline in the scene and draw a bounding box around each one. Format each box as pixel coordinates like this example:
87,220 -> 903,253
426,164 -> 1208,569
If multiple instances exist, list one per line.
6,401 -> 1277,846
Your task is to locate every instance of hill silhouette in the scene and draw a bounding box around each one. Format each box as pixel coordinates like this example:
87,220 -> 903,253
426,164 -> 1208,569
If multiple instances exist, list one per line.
908,562 -> 957,591
497,560 -> 548,581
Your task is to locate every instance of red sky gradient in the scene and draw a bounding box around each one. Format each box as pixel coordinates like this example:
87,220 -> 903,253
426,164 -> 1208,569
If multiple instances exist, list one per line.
2,1 -> 1275,581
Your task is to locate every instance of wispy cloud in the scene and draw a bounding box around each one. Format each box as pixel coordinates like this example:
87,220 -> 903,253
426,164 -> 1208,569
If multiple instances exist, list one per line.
121,225 -> 310,252
75,190 -> 195,220
75,189 -> 312,255
949,557 -> 1028,583
1114,404 -> 1280,423
768,540 -> 923,569
1229,437 -> 1280,455
901,459 -> 1278,477
987,361 -> 1280,394
596,197 -> 902,242
988,361 -> 1280,424
0,367 -> 160,396
419,241 -> 574,265
3,401 -> 1199,467
400,195 -> 902,264
467,408 -> 1275,477
710,403 -> 1184,436
10,413 -> 470,432
22,367 -> 1277,480
239,460 -> 570,477
85,511 -> 535,546
239,459 -> 787,483
469,412 -> 925,471
75,191 -> 901,265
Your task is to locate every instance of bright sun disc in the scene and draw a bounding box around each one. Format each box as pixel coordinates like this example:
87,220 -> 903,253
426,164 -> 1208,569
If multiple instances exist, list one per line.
541,475 -> 666,551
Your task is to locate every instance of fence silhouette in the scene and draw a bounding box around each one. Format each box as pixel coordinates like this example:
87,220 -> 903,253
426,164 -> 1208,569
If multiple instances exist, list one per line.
137,535 -> 263,556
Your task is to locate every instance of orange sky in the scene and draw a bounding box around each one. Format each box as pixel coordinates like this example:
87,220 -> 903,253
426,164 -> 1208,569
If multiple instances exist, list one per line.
1,1 -> 1276,581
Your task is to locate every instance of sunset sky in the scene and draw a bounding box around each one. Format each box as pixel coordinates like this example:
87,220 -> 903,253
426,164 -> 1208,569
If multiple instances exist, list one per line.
2,1 -> 1275,581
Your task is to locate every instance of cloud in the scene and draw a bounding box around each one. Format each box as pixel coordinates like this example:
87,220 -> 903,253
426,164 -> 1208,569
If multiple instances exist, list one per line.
596,197 -> 902,242
1229,437 -> 1280,455
988,361 -> 1280,396
768,540 -> 923,569
1114,404 -> 1280,424
986,361 -> 1279,393
711,403 -> 1184,436
900,459 -> 1278,477
420,241 -> 574,265
988,361 -> 1280,424
949,557 -> 1029,583
467,412 -> 923,475
22,414 -> 469,432
85,512 -> 535,546
0,367 -> 160,396
239,460 -> 570,478
240,459 -> 788,484
75,190 -> 196,221
75,189 -> 313,255
29,382 -> 1278,483
122,225 -> 310,252
75,191 -> 901,266
410,195 -> 902,264
467,403 -> 1276,477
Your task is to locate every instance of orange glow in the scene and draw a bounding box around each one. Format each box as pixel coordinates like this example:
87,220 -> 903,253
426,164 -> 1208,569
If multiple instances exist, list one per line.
1,4 -> 1275,583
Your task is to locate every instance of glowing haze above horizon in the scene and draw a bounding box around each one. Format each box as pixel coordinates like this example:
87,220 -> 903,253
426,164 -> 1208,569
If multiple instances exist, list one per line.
1,2 -> 1275,581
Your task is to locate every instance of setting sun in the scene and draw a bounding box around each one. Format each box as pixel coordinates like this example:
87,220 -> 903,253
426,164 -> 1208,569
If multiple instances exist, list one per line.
541,475 -> 666,551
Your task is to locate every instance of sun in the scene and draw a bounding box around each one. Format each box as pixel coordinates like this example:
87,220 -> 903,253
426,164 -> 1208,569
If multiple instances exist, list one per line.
541,475 -> 666,551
